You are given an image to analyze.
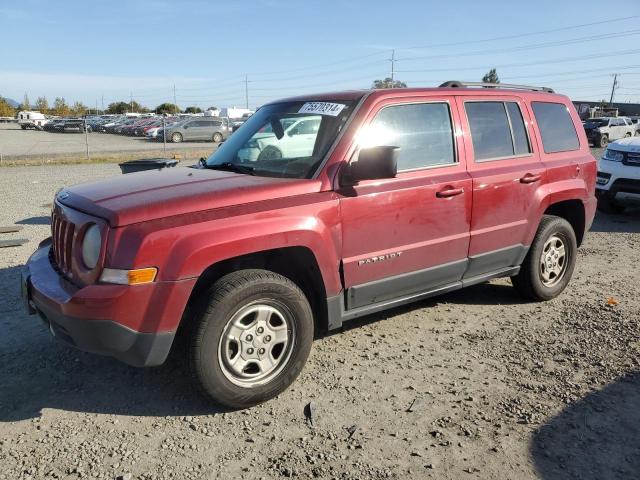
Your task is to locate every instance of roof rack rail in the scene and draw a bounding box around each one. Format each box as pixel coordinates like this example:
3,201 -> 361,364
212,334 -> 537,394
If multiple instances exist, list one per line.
439,81 -> 554,93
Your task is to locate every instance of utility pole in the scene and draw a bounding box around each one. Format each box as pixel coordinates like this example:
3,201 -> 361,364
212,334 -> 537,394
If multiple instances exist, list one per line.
390,49 -> 396,83
173,84 -> 177,113
130,92 -> 134,113
244,74 -> 249,109
101,95 -> 104,113
609,74 -> 619,104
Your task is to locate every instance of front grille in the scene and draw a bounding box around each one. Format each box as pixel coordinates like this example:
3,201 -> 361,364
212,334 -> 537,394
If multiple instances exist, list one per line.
51,211 -> 75,275
623,152 -> 640,167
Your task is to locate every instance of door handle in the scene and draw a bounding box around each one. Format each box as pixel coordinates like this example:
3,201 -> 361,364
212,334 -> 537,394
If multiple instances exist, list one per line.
520,173 -> 542,184
436,187 -> 464,198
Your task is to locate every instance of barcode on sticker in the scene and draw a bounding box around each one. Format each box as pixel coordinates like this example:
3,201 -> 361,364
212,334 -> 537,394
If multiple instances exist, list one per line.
298,102 -> 346,116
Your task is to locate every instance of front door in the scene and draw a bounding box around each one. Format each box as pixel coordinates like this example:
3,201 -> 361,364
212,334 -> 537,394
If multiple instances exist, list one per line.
455,96 -> 546,277
338,97 -> 471,310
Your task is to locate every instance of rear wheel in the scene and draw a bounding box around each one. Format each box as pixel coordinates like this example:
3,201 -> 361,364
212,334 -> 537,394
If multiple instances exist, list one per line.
625,132 -> 632,138
212,132 -> 223,143
20,124 -> 27,130
190,269 -> 313,409
171,132 -> 183,143
598,134 -> 609,148
512,215 -> 577,301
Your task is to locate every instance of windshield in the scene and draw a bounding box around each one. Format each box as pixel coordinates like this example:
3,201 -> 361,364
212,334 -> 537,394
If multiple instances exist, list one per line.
585,118 -> 608,127
205,100 -> 355,178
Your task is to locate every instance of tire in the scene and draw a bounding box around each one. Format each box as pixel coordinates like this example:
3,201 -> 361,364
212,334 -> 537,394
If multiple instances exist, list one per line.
511,215 -> 577,301
597,195 -> 625,214
625,132 -> 632,138
20,125 -> 27,130
212,132 -> 223,143
190,269 -> 313,409
257,145 -> 283,161
598,135 -> 609,148
634,130 -> 640,137
171,132 -> 183,143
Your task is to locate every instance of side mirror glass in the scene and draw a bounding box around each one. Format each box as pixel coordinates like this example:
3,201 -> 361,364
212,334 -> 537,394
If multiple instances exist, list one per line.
341,146 -> 399,185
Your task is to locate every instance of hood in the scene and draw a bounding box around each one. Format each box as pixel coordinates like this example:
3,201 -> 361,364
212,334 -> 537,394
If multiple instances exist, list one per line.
59,167 -> 319,227
609,137 -> 640,153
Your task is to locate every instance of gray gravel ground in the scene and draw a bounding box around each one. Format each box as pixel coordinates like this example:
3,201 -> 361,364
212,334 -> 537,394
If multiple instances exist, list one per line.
0,123 -> 215,161
1,157 -> 639,480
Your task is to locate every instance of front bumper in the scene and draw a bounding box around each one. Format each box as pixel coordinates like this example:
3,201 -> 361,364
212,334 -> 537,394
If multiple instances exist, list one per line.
22,239 -> 196,367
596,158 -> 640,203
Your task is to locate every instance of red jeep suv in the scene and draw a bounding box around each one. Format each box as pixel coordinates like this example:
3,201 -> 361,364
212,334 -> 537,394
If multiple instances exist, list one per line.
22,82 -> 596,408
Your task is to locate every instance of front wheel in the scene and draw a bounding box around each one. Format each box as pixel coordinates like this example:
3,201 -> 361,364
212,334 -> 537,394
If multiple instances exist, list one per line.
190,269 -> 313,409
511,215 -> 577,301
212,132 -> 223,143
171,132 -> 183,143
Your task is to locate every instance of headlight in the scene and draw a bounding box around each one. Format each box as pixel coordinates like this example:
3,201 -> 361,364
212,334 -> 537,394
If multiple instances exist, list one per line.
81,224 -> 102,269
602,149 -> 624,162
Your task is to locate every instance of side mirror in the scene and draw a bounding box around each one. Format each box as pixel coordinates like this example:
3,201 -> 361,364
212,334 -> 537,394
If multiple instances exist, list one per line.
341,146 -> 399,185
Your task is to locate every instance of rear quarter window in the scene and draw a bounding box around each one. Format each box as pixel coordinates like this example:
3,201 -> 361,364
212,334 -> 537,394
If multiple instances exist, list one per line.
531,102 -> 580,153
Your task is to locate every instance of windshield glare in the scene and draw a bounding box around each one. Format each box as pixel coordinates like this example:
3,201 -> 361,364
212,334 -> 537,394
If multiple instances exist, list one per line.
205,100 -> 354,178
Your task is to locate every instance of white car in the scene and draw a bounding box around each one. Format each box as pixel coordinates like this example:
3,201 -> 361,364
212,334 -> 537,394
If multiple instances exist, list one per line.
596,137 -> 640,213
238,116 -> 321,161
146,126 -> 161,138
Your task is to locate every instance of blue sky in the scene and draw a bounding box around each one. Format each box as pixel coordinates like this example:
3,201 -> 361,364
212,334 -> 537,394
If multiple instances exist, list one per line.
1,0 -> 639,110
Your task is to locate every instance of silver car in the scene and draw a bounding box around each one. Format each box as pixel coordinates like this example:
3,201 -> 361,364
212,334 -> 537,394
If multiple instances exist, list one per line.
162,118 -> 231,143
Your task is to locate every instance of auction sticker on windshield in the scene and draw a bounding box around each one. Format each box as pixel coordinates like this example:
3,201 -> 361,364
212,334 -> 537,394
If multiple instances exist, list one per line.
299,102 -> 346,116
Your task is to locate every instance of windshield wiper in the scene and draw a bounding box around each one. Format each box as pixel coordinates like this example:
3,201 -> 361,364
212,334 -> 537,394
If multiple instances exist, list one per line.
206,162 -> 255,175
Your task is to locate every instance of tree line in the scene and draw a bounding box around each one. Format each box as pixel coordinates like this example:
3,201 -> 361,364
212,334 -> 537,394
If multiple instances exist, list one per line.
0,93 -> 216,118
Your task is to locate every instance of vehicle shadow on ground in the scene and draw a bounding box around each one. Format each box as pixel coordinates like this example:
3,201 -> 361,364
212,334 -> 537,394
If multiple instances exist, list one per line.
531,372 -> 640,479
0,264 -> 225,422
17,215 -> 51,225
590,209 -> 640,234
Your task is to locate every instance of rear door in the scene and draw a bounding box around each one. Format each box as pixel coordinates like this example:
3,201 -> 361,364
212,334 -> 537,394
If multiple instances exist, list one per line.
338,96 -> 472,310
455,96 -> 545,277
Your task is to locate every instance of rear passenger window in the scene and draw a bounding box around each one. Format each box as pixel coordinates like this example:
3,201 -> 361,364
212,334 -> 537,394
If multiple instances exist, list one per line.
531,102 -> 580,153
506,102 -> 530,156
465,101 -> 531,161
368,102 -> 455,170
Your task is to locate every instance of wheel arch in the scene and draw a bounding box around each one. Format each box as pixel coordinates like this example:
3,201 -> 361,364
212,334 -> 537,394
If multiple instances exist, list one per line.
543,199 -> 586,247
181,246 -> 330,337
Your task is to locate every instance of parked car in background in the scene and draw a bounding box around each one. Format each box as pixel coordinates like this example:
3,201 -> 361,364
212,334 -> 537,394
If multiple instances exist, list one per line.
62,119 -> 91,133
23,82 -> 596,408
596,136 -> 640,213
157,118 -> 231,143
628,116 -> 640,136
583,116 -> 635,147
43,119 -> 65,132
17,111 -> 49,130
238,116 -> 320,161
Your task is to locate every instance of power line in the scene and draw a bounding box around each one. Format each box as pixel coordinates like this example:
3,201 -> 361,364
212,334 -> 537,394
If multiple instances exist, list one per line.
398,15 -> 639,51
398,29 -> 640,62
396,49 -> 640,73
